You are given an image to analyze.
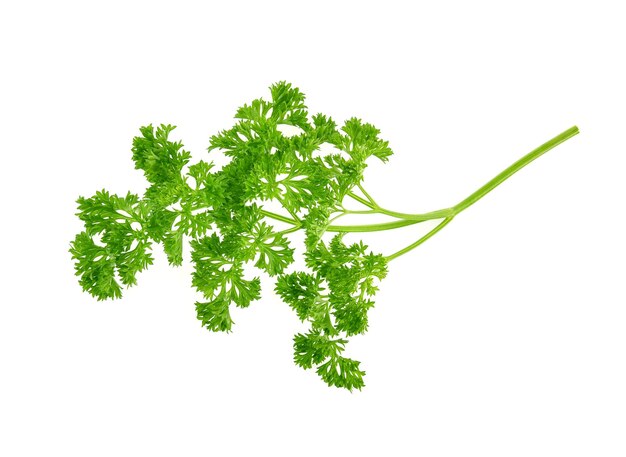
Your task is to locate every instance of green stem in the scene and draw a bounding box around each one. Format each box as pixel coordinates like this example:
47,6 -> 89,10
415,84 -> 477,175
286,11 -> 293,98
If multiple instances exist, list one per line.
347,192 -> 376,209
277,196 -> 301,222
386,217 -> 454,261
327,219 -> 421,233
342,209 -> 377,215
262,127 -> 579,247
348,191 -> 453,221
260,209 -> 299,225
260,208 -> 422,233
347,126 -> 580,223
385,125 -> 579,260
276,226 -> 301,236
357,183 -> 378,206
451,126 -> 579,214
372,207 -> 455,221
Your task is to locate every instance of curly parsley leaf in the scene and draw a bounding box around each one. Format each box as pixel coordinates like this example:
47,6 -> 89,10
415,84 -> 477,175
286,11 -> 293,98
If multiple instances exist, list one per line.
70,190 -> 153,298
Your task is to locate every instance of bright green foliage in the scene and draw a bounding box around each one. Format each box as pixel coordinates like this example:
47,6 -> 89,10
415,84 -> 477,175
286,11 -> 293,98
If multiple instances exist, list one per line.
276,235 -> 387,389
293,331 -> 365,390
70,82 -> 389,390
251,222 -> 294,276
70,81 -> 580,390
70,190 -> 153,300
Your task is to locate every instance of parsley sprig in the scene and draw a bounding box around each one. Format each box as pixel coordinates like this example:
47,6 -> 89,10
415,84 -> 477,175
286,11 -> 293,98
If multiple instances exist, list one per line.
70,82 -> 579,390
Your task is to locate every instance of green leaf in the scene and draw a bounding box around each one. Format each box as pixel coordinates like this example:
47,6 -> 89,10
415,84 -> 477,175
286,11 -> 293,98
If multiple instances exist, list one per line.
340,117 -> 393,162
163,229 -> 184,266
187,160 -> 215,189
71,190 -> 153,298
269,81 -> 309,129
252,222 -> 294,276
76,190 -> 140,236
293,330 -> 345,369
311,113 -> 342,145
332,295 -> 374,336
191,234 -> 261,330
228,267 -> 261,308
115,239 -> 153,286
235,98 -> 272,125
293,331 -> 365,390
275,272 -> 321,320
70,81 -> 413,390
70,232 -> 122,300
302,207 -> 330,249
209,120 -> 265,158
195,295 -> 233,332
132,124 -> 191,184
316,356 -> 365,391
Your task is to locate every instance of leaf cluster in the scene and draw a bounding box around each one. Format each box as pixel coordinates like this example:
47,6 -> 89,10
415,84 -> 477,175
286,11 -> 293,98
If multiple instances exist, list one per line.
276,235 -> 387,390
70,82 -> 393,390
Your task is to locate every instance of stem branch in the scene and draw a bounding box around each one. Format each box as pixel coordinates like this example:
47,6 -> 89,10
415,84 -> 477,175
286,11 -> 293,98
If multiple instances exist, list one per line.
357,183 -> 378,206
260,209 -> 299,226
327,219 -> 421,233
262,126 -> 580,258
386,217 -> 454,261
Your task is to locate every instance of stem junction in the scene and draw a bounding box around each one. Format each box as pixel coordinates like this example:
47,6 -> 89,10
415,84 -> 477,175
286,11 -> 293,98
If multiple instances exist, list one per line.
260,126 -> 579,261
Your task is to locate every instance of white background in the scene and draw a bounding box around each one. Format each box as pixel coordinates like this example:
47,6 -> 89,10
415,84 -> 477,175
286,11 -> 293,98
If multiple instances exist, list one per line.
1,1 -> 625,455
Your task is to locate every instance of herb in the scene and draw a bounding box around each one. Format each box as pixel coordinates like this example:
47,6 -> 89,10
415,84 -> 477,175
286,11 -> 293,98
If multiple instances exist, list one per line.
70,82 -> 579,390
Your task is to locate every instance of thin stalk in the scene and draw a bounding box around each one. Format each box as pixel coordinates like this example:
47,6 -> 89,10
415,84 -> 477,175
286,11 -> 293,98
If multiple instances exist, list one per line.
327,219 -> 421,233
346,126 -> 580,222
357,183 -> 378,206
328,212 -> 346,224
385,126 -> 579,260
260,209 -> 299,225
342,209 -> 377,215
264,127 -> 579,242
348,191 -> 454,221
347,192 -> 376,209
451,126 -> 579,214
261,207 -> 423,232
386,217 -> 454,261
275,226 -> 301,236
371,207 -> 455,221
277,196 -> 301,222
328,212 -> 345,224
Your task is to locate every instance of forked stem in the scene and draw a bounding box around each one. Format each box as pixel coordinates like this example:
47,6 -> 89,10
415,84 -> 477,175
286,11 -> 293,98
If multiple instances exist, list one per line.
384,126 -> 580,259
260,126 -> 580,259
386,217 -> 454,261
